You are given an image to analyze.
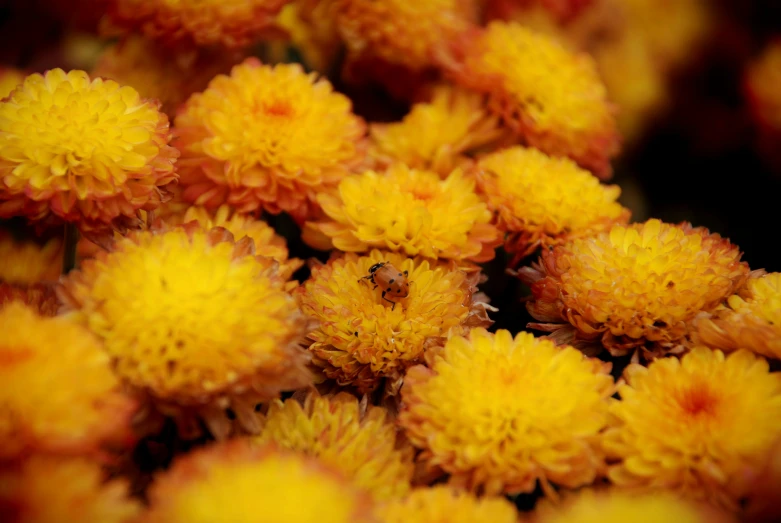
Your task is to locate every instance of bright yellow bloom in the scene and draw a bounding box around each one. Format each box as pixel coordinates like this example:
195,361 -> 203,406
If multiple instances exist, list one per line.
477,146 -> 629,262
0,69 -> 178,231
369,85 -> 504,176
520,219 -> 749,359
695,271 -> 781,360
603,347 -> 781,511
255,392 -> 414,500
308,165 -> 499,262
274,0 -> 342,73
0,301 -> 135,459
0,67 -> 25,99
144,441 -> 377,523
447,21 -> 619,178
59,225 -> 311,440
399,328 -> 614,495
175,59 -> 366,223
379,486 -> 518,523
0,230 -> 61,284
0,455 -> 141,523
0,282 -> 61,316
297,250 -> 494,393
745,39 -> 781,132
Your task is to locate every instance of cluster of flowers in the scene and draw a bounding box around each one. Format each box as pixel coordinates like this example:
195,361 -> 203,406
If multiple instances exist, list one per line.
1,0 -> 780,522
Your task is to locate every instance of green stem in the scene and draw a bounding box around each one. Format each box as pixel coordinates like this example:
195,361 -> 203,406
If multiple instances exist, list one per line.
61,223 -> 79,275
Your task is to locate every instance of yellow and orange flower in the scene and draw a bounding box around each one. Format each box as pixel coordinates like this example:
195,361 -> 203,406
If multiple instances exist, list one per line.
399,327 -> 614,495
520,219 -> 749,359
255,392 -> 414,500
0,67 -> 25,100
0,69 -> 178,232
476,146 -> 629,262
0,230 -> 62,285
603,347 -> 781,512
379,486 -> 519,523
0,301 -> 135,460
175,58 -> 366,223
745,39 -> 781,133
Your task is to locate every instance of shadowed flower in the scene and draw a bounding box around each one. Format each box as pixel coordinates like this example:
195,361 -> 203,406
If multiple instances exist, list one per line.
379,486 -> 518,523
0,230 -> 62,284
487,0 -> 596,24
274,0 -> 342,74
399,327 -> 614,496
0,69 -> 178,232
603,347 -> 781,511
0,282 -> 60,316
0,67 -> 25,99
175,58 -> 366,223
745,39 -> 781,133
520,219 -> 749,359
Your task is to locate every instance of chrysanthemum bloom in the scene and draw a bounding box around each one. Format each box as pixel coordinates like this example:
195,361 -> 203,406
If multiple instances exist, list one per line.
443,21 -> 619,178
255,392 -> 414,500
0,455 -> 140,523
143,441 -> 376,523
297,250 -> 495,394
0,230 -> 61,284
604,347 -> 781,511
0,67 -> 25,99
379,486 -> 518,523
0,301 -> 135,460
399,327 -> 614,495
520,219 -> 749,359
307,165 -> 499,262
104,0 -> 289,50
744,39 -> 781,133
274,0 -> 342,74
174,58 -> 366,223
694,271 -> 781,360
476,146 -> 629,263
369,85 -> 504,176
59,225 -> 312,440
0,69 -> 178,232
335,0 -> 479,71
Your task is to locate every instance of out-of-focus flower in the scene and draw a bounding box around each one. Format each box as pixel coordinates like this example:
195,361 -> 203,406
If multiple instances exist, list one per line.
399,327 -> 614,495
487,0 -> 595,24
0,69 -> 178,232
694,271 -> 781,360
520,219 -> 749,359
0,230 -> 62,284
369,85 -> 504,175
0,282 -> 61,316
0,67 -> 25,99
0,301 -> 135,460
444,21 -> 619,178
143,441 -> 377,523
255,392 -> 414,500
273,0 -> 342,73
0,455 -> 140,523
307,165 -> 499,262
745,39 -> 781,133
603,347 -> 781,512
743,437 -> 781,523
476,146 -> 629,263
297,250 -> 494,394
379,486 -> 519,523
59,225 -> 311,440
175,58 -> 366,223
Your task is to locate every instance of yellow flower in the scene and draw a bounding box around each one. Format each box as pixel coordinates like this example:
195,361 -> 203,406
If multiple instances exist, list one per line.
379,486 -> 518,523
0,69 -> 178,232
445,21 -> 619,178
296,250 -> 494,393
0,230 -> 62,284
143,441 -> 377,523
369,85 -> 504,176
603,347 -> 781,511
175,58 -> 366,223
0,455 -> 141,523
0,301 -> 135,460
399,327 -> 614,495
274,0 -> 342,74
694,271 -> 781,360
520,219 -> 749,359
255,392 -> 414,500
59,225 -> 312,440
745,39 -> 781,132
307,165 -> 499,262
476,146 -> 629,263
0,67 -> 25,99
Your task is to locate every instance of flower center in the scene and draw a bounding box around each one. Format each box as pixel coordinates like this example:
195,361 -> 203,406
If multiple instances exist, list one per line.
0,346 -> 33,368
263,100 -> 294,117
678,383 -> 720,417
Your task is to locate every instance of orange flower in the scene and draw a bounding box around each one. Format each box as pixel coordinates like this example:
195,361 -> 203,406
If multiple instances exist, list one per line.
0,230 -> 62,285
745,39 -> 781,133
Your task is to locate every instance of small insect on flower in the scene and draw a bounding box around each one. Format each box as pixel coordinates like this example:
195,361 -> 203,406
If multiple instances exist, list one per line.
359,261 -> 410,310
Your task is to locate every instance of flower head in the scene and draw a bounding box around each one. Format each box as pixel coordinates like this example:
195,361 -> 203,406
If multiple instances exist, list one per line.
174,58 -> 366,223
476,146 -> 629,262
297,250 -> 494,393
399,327 -> 614,495
603,347 -> 781,511
444,21 -> 619,178
59,225 -> 311,440
0,67 -> 24,100
745,39 -> 781,133
0,301 -> 135,460
0,69 -> 178,232
520,219 -> 749,359
144,441 -> 376,523
0,230 -> 62,284
255,392 -> 414,500
0,455 -> 140,523
379,486 -> 518,523
307,165 -> 499,262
